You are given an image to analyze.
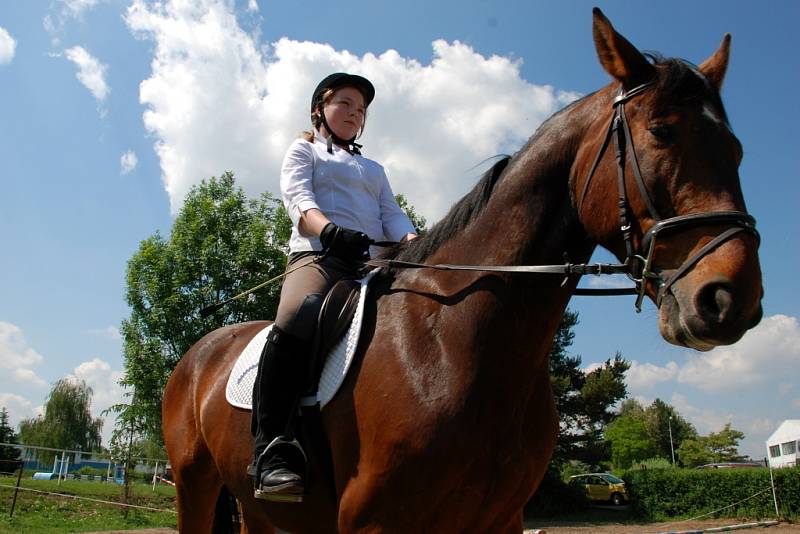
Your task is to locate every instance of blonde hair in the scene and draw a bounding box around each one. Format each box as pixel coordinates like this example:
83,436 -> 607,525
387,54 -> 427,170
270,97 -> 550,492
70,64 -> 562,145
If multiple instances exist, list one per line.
300,86 -> 369,143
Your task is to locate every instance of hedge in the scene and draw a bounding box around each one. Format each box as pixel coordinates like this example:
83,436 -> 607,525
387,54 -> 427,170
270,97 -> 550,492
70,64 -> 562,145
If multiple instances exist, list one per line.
618,466 -> 800,521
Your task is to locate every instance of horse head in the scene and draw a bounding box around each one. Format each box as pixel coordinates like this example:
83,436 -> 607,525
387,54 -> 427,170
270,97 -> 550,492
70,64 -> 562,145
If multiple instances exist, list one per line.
574,8 -> 763,351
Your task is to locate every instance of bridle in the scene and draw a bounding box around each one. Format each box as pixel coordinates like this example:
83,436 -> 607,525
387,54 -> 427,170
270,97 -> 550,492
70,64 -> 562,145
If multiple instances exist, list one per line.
578,81 -> 759,311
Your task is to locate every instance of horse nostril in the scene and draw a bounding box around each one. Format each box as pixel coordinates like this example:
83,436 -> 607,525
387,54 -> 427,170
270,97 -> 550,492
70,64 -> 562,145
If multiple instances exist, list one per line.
695,281 -> 735,325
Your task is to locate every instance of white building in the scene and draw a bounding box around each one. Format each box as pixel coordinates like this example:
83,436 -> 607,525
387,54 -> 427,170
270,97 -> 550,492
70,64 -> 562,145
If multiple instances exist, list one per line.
766,419 -> 800,468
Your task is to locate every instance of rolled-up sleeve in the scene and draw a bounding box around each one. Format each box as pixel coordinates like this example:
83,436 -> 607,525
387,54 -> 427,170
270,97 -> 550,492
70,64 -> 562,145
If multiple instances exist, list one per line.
378,168 -> 416,241
280,140 -> 318,227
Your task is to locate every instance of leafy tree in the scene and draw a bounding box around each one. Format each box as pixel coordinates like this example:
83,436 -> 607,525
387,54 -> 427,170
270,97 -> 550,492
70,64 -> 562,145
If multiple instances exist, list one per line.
677,423 -> 744,467
676,437 -> 712,467
613,398 -> 697,464
643,398 -> 696,461
706,423 -> 746,462
18,379 -> 103,463
676,423 -> 746,467
395,194 -> 427,234
605,415 -> 656,469
548,310 -> 630,468
110,172 -> 292,446
0,407 -> 20,461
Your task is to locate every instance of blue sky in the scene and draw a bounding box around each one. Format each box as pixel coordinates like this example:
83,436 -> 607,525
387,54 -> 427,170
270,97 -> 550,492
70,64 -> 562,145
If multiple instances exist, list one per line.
0,0 -> 797,459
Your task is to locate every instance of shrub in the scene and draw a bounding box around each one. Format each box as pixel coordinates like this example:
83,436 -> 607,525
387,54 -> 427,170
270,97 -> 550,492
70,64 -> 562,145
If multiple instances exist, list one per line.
618,465 -> 800,521
524,468 -> 589,517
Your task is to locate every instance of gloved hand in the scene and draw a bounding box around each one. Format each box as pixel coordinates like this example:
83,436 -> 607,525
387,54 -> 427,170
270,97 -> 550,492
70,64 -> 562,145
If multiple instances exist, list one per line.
319,223 -> 372,262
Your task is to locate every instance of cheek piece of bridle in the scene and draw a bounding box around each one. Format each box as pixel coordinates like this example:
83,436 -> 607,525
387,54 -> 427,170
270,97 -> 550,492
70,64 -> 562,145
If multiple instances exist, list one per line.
577,81 -> 760,311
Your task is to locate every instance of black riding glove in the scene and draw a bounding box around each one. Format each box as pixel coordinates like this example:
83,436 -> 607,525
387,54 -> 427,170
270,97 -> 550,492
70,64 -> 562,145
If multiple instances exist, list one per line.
319,223 -> 371,262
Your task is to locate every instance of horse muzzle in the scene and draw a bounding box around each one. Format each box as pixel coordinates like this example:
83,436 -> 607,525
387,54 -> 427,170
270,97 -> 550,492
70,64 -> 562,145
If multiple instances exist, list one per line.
656,250 -> 764,351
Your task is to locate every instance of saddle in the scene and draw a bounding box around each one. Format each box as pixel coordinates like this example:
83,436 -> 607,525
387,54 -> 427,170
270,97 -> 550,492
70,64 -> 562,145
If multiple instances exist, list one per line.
304,277 -> 362,396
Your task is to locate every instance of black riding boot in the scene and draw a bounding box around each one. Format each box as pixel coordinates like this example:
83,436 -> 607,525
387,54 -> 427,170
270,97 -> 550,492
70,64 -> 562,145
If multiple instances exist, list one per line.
249,325 -> 308,501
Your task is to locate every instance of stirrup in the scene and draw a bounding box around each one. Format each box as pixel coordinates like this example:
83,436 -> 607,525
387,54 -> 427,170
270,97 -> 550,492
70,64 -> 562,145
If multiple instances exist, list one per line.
253,437 -> 307,503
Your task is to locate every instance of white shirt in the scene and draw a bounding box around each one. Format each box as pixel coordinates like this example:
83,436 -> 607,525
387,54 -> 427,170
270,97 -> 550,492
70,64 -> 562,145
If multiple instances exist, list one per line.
280,132 -> 416,254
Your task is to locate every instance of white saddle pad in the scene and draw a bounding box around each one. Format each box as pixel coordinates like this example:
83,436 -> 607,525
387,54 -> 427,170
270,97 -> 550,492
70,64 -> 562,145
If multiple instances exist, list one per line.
225,270 -> 377,410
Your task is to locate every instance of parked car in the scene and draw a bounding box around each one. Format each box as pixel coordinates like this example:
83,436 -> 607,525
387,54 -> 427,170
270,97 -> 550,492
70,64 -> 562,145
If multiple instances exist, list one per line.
569,473 -> 629,505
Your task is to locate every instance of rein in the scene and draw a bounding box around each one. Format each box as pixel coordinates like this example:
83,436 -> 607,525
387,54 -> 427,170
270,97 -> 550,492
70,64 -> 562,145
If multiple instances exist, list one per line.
371,81 -> 759,312
202,82 -> 759,317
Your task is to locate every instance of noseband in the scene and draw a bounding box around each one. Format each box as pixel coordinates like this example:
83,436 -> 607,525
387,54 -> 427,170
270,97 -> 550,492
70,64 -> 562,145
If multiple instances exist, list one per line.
579,82 -> 759,311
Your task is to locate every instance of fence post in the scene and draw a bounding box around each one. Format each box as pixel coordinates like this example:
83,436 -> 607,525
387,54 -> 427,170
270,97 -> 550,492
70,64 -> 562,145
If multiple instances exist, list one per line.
106,458 -> 111,484
768,457 -> 780,516
57,450 -> 66,486
152,460 -> 159,491
9,460 -> 23,518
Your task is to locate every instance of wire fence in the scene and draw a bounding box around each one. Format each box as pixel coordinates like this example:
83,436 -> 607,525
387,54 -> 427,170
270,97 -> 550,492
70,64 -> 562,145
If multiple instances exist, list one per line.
0,441 -> 169,488
0,446 -> 178,518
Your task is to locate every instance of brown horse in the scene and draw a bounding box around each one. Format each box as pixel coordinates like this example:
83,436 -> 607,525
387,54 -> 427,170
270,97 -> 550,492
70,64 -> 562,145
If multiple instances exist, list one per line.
162,9 -> 763,533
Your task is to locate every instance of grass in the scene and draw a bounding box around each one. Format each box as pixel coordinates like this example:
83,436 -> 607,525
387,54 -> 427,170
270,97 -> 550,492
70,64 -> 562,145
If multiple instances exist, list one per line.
0,473 -> 177,533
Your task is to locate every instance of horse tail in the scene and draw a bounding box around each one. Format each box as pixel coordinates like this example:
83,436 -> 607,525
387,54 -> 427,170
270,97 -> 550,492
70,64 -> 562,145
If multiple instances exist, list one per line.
211,485 -> 241,534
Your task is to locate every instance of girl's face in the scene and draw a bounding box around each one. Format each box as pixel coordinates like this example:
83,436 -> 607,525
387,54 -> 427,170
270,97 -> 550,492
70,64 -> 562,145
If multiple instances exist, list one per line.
322,86 -> 366,141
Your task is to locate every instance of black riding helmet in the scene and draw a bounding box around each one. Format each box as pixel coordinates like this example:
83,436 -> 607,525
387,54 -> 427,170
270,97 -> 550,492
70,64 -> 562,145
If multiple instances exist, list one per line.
311,73 -> 375,154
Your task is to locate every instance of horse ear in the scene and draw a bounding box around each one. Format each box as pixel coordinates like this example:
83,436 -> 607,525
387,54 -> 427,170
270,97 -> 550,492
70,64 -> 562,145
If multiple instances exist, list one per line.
699,34 -> 731,92
592,7 -> 655,88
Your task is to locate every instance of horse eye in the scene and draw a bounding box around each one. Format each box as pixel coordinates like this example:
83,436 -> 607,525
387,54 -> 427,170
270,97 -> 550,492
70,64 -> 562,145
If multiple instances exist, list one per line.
648,125 -> 673,142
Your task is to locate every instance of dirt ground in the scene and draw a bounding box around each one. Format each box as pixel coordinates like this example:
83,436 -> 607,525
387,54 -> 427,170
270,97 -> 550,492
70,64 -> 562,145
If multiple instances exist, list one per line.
524,519 -> 799,533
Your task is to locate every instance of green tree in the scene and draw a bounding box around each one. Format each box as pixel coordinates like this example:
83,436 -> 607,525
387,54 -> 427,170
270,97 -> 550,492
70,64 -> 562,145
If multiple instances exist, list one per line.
675,423 -> 746,467
18,379 -> 103,463
395,194 -> 427,234
605,415 -> 656,469
706,423 -> 746,462
111,172 -> 291,445
548,310 -> 630,468
643,398 -> 697,461
0,407 -> 20,461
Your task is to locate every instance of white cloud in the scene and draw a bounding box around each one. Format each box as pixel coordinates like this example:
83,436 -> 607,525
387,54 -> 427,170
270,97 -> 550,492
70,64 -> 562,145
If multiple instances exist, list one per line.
125,0 -> 578,217
64,46 -> 109,106
88,326 -> 122,340
44,0 -> 104,45
0,393 -> 37,428
67,358 -> 126,445
247,0 -> 259,12
625,360 -> 678,391
0,27 -> 16,65
14,369 -> 47,388
61,0 -> 102,17
0,321 -> 44,369
120,150 -> 138,175
677,315 -> 800,393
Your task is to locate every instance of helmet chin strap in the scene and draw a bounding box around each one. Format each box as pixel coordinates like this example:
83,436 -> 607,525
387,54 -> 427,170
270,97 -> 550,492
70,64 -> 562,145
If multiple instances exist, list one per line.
319,110 -> 362,155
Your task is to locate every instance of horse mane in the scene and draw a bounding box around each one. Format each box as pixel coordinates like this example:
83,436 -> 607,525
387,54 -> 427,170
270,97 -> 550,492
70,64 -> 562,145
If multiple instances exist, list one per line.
645,53 -> 731,125
381,156 -> 512,264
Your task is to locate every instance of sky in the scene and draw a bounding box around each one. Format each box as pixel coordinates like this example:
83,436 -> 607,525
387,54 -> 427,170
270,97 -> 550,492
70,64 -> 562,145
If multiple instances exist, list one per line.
0,0 -> 798,460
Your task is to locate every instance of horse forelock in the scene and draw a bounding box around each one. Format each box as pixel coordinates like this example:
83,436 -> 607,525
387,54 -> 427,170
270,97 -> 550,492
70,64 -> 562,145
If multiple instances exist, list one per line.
645,53 -> 731,127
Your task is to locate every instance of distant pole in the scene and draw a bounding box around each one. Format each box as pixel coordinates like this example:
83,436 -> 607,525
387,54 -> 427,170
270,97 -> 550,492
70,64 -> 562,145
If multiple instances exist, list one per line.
668,416 -> 676,465
152,460 -> 159,492
768,457 -> 780,516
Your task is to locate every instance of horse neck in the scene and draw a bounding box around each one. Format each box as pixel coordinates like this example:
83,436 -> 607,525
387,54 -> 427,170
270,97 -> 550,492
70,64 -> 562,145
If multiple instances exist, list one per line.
431,91 -> 606,283
418,91 -> 609,372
